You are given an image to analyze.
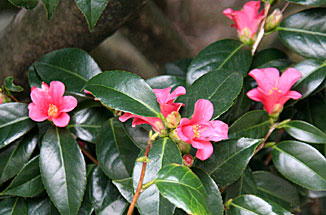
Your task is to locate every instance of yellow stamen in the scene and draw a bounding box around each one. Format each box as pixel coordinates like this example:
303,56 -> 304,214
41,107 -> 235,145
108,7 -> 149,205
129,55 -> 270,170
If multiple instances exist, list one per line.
192,124 -> 206,139
48,104 -> 58,118
269,87 -> 282,95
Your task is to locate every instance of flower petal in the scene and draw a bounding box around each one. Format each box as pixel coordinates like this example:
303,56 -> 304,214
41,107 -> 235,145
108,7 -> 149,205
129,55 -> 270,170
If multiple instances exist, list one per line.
168,86 -> 186,102
205,120 -> 229,142
247,88 -> 262,102
119,112 -> 134,122
153,87 -> 171,104
278,68 -> 302,93
49,81 -> 65,105
190,99 -> 213,123
249,68 -> 280,93
52,112 -> 70,127
176,118 -> 192,142
195,141 -> 213,161
28,103 -> 48,122
59,96 -> 78,112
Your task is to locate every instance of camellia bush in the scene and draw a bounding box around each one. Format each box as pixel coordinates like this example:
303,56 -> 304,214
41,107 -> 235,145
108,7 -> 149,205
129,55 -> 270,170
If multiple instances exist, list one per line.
1,0 -> 326,214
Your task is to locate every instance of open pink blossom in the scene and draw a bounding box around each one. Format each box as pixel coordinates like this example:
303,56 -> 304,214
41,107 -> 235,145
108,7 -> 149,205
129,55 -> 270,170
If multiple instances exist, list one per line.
28,81 -> 78,127
247,68 -> 302,114
176,99 -> 228,161
223,1 -> 264,39
119,86 -> 186,133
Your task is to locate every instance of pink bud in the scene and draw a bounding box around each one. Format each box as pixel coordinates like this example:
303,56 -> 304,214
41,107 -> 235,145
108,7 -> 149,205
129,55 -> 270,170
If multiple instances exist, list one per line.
182,154 -> 194,167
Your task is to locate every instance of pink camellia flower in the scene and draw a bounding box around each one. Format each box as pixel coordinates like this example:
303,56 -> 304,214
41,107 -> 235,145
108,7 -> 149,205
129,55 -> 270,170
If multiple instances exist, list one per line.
119,86 -> 186,133
247,68 -> 302,114
223,1 -> 264,44
176,99 -> 229,161
28,81 -> 78,127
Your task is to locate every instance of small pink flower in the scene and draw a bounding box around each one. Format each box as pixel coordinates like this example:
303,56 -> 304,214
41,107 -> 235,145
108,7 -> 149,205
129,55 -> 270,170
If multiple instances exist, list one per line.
28,81 -> 78,127
119,87 -> 186,133
223,1 -> 264,39
176,99 -> 229,161
247,68 -> 302,114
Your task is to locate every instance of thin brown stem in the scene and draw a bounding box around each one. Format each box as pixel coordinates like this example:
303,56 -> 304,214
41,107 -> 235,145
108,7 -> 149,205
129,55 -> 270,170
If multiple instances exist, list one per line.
264,153 -> 273,165
127,138 -> 153,215
251,3 -> 271,55
77,141 -> 98,165
8,94 -> 19,102
281,2 -> 290,13
254,123 -> 277,154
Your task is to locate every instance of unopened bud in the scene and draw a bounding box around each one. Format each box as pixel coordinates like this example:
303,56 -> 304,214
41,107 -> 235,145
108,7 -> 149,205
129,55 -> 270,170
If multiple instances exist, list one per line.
0,91 -> 11,104
238,28 -> 255,46
178,142 -> 192,154
166,111 -> 181,129
265,9 -> 282,32
182,154 -> 194,167
269,103 -> 283,120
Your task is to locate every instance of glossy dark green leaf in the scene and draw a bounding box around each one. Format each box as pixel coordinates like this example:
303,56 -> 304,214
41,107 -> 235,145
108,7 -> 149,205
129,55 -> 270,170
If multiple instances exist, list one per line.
78,164 -> 96,215
27,197 -> 60,215
0,130 -> 37,184
0,198 -> 27,215
133,138 -> 182,215
28,66 -> 42,89
40,127 -> 86,215
251,48 -> 292,70
187,39 -> 252,84
112,177 -> 133,203
164,59 -> 192,78
253,171 -> 300,210
75,0 -> 111,30
41,0 -> 60,19
278,8 -> 326,59
286,0 -> 326,6
67,106 -> 111,143
146,75 -> 185,89
283,120 -> 326,144
178,69 -> 243,119
192,168 -> 223,215
229,110 -> 270,139
0,103 -> 35,148
4,77 -> 23,92
272,141 -> 326,190
123,120 -> 149,150
31,48 -> 102,94
226,195 -> 292,215
89,166 -> 128,215
97,117 -> 140,180
1,156 -> 43,197
7,0 -> 38,9
195,138 -> 262,188
292,59 -> 326,99
155,164 -> 209,215
225,167 -> 257,200
86,71 -> 161,117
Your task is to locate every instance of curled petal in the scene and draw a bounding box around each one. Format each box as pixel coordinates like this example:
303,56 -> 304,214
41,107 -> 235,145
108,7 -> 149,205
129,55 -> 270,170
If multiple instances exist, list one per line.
153,88 -> 171,104
176,118 -> 192,143
168,86 -> 186,102
190,99 -> 213,123
52,112 -> 70,127
278,68 -> 302,93
249,68 -> 280,93
247,88 -> 262,102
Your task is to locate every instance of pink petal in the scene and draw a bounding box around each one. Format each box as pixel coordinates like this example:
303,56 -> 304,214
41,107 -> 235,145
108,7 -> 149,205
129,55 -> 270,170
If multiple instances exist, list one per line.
195,141 -> 213,161
0,98 -> 2,104
119,113 -> 134,122
206,120 -> 229,142
278,91 -> 302,106
168,86 -> 186,102
176,118 -> 192,142
30,88 -> 50,108
49,81 -> 65,105
247,88 -> 262,102
59,96 -> 78,112
52,112 -> 70,127
28,103 -> 48,122
223,8 -> 235,20
278,68 -> 302,93
153,88 -> 171,104
41,82 -> 49,92
249,68 -> 280,93
190,99 -> 213,123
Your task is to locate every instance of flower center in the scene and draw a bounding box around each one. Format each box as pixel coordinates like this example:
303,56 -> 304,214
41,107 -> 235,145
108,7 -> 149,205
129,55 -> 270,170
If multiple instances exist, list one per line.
48,104 -> 59,118
193,124 -> 206,139
269,87 -> 282,95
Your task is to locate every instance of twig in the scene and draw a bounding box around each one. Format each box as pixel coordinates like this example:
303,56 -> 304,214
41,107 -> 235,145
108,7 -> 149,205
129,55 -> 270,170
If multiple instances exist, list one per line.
251,3 -> 271,55
127,137 -> 153,215
8,94 -> 19,102
77,141 -> 98,165
264,153 -> 273,165
281,2 -> 290,13
254,123 -> 276,154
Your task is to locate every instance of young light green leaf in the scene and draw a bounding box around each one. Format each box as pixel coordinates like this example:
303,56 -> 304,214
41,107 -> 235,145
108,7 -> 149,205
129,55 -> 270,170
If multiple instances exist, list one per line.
4,77 -> 23,92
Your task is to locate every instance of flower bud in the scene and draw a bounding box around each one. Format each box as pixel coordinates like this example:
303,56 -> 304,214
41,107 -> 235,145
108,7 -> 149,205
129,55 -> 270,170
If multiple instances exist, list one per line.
0,91 -> 11,104
182,154 -> 194,167
178,142 -> 192,154
169,129 -> 182,143
239,28 -> 256,46
166,111 -> 181,129
265,9 -> 282,32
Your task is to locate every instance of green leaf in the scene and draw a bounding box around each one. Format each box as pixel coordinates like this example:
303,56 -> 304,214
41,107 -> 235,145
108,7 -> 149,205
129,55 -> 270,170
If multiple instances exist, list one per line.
40,127 -> 86,215
0,198 -> 27,215
27,197 -> 60,215
4,77 -> 23,92
86,71 -> 161,117
292,59 -> 326,100
89,166 -> 128,215
229,110 -> 270,139
253,171 -> 300,210
286,0 -> 326,6
75,0 -> 111,30
1,156 -> 44,197
41,0 -> 60,19
251,48 -> 292,70
146,75 -> 185,89
164,59 -> 192,78
7,0 -> 38,9
155,164 -> 209,215
192,168 -> 223,215
30,48 -> 102,94
0,103 -> 35,149
97,117 -> 140,180
187,39 -> 252,84
225,167 -> 257,200
133,138 -> 182,215
67,105 -> 111,143
78,164 -> 96,215
272,141 -> 326,190
226,195 -> 292,215
178,69 -> 243,119
0,129 -> 37,184
112,177 -> 133,203
283,120 -> 326,144
278,8 -> 326,59
195,138 -> 262,188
